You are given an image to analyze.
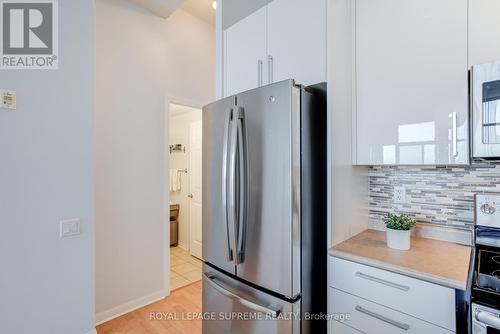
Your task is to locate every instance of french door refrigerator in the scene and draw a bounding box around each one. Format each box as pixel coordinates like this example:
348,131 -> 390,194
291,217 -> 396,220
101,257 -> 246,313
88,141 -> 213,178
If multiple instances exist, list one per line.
202,80 -> 326,334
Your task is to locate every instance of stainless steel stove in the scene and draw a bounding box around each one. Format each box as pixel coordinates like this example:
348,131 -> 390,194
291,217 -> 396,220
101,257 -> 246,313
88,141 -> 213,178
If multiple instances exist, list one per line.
471,194 -> 500,334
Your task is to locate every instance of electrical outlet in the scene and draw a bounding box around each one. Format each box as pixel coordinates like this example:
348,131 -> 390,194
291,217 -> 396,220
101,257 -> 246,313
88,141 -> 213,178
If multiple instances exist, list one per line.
394,186 -> 406,203
60,218 -> 81,238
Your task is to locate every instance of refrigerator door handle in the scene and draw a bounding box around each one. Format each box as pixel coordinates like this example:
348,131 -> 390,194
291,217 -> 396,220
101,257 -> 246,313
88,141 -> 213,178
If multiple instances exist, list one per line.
222,108 -> 234,262
227,109 -> 239,264
236,107 -> 247,264
204,273 -> 281,318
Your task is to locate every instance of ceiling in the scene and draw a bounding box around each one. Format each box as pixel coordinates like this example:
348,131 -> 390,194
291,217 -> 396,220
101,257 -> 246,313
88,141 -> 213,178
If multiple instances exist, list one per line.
130,0 -> 184,18
180,0 -> 216,26
170,103 -> 201,116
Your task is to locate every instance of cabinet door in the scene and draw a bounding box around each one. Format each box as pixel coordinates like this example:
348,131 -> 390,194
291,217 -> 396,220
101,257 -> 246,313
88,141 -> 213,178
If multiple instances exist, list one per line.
267,0 -> 326,86
224,7 -> 267,97
355,0 -> 469,165
469,0 -> 500,67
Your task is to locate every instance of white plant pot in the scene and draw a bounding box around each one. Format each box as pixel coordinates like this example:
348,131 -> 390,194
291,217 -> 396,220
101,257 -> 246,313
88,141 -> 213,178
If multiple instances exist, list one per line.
386,229 -> 411,251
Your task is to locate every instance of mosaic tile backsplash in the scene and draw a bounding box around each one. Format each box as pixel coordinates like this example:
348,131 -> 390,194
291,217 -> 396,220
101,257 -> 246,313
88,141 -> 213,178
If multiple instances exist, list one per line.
369,164 -> 500,230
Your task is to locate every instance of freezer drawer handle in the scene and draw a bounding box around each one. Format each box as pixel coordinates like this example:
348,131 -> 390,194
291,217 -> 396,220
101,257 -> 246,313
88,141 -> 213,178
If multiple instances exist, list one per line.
204,273 -> 281,318
475,310 -> 500,330
355,272 -> 410,291
355,306 -> 410,331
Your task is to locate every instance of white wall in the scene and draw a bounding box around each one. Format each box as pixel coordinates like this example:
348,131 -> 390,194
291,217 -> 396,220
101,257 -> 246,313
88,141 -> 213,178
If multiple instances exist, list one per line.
96,0 -> 215,322
169,105 -> 203,249
0,1 -> 95,334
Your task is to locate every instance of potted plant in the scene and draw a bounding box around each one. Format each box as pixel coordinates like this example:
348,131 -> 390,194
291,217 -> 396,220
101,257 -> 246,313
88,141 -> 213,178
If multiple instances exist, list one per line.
383,213 -> 417,250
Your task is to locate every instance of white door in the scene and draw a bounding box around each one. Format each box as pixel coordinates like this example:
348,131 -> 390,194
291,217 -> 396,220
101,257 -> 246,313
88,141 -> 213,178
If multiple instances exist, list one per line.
354,0 -> 469,165
224,6 -> 268,97
189,120 -> 202,259
267,0 -> 326,86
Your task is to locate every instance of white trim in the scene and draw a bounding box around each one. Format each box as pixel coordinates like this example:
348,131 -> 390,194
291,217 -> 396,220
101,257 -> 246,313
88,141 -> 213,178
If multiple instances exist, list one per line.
177,241 -> 189,251
164,96 -> 205,297
95,289 -> 168,325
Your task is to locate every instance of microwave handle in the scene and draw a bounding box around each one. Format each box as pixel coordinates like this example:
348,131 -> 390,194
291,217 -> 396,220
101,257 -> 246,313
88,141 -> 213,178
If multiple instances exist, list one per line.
452,112 -> 458,157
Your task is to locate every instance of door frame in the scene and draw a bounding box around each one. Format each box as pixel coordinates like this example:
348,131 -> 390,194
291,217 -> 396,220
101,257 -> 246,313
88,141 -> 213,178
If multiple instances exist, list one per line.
188,119 -> 203,259
163,95 -> 205,294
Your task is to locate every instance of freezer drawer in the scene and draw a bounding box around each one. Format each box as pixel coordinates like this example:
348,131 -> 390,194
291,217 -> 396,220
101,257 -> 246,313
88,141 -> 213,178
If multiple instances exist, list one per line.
202,265 -> 300,334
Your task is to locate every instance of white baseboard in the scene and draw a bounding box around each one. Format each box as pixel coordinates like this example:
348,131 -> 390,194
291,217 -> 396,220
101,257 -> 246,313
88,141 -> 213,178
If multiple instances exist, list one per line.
177,241 -> 189,251
96,289 -> 168,325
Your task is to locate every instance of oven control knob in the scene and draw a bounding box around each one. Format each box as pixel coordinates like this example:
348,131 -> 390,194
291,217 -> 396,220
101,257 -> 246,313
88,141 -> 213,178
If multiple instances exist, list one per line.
480,203 -> 496,214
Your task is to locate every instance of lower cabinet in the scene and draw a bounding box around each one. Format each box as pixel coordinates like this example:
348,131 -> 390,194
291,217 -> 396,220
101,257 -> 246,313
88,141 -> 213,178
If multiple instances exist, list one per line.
328,256 -> 457,333
329,317 -> 363,334
329,288 -> 453,333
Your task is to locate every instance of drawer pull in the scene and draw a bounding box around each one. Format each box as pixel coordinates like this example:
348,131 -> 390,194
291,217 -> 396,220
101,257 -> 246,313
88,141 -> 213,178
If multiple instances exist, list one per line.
355,305 -> 410,331
355,272 -> 410,291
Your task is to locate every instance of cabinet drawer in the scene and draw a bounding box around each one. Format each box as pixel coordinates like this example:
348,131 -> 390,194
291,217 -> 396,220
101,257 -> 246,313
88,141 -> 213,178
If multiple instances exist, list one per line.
330,257 -> 455,331
331,288 -> 454,334
330,318 -> 363,334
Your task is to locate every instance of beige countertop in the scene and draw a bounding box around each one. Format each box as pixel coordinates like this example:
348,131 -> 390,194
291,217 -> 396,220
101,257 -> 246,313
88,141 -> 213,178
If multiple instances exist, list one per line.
329,229 -> 472,291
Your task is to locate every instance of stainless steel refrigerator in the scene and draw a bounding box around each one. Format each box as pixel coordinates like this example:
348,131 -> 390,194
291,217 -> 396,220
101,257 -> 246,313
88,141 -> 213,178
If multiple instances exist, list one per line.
202,80 -> 327,334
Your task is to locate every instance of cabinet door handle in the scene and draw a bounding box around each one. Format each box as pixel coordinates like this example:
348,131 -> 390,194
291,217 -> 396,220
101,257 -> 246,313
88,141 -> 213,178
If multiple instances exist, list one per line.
452,111 -> 458,157
267,55 -> 274,84
258,60 -> 263,87
355,272 -> 410,291
355,306 -> 410,331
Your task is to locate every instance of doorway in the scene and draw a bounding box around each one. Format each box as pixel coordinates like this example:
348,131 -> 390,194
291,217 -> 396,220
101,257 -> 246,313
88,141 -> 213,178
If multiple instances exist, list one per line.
168,103 -> 203,290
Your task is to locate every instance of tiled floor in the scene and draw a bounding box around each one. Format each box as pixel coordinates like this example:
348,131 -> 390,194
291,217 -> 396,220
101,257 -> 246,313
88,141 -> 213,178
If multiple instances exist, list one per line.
170,246 -> 202,290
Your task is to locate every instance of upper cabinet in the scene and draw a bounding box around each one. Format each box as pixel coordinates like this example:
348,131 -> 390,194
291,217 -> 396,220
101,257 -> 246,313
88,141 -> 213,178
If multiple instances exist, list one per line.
223,0 -> 326,97
224,7 -> 268,97
267,0 -> 327,87
469,0 -> 500,67
353,0 -> 469,165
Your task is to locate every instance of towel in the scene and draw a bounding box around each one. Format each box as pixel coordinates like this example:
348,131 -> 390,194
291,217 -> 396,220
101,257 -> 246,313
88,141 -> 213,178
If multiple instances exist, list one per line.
170,169 -> 182,192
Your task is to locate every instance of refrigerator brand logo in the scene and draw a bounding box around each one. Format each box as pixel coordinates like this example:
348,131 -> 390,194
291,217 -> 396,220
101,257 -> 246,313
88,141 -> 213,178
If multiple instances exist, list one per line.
1,0 -> 58,69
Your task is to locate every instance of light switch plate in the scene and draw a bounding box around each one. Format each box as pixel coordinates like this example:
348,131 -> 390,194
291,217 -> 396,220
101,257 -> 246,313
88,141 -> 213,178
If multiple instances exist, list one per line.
60,218 -> 81,238
1,90 -> 17,110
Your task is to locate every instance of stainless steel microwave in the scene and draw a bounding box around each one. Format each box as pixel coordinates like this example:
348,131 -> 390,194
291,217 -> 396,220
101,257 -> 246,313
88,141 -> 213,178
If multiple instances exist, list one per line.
472,61 -> 500,159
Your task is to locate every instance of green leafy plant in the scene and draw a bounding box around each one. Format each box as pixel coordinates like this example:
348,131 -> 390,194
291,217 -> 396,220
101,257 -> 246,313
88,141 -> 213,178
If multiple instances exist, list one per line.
383,213 -> 417,231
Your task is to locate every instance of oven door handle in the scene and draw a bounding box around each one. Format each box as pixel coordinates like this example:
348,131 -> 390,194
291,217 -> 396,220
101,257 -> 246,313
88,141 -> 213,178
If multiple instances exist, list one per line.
476,310 -> 500,330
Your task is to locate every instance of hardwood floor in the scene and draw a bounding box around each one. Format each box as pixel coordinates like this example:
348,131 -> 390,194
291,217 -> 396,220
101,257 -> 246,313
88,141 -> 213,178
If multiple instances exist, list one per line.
96,281 -> 202,334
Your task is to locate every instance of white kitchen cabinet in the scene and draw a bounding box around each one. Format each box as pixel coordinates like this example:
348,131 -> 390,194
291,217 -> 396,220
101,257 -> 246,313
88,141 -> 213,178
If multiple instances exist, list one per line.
329,256 -> 457,333
469,0 -> 500,67
267,0 -> 326,86
224,6 -> 268,97
222,0 -> 326,97
353,0 -> 469,165
331,257 -> 456,331
329,306 -> 363,334
331,288 -> 454,333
